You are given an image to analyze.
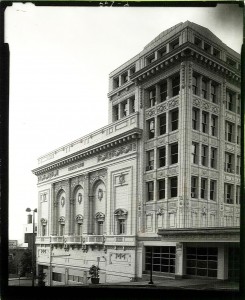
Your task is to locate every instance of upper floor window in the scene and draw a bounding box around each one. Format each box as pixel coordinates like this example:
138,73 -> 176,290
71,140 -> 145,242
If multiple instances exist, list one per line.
201,145 -> 208,167
211,115 -> 218,137
121,101 -> 128,117
192,74 -> 198,95
191,176 -> 198,198
236,156 -> 241,175
226,57 -> 236,68
95,212 -> 105,235
172,75 -> 180,97
158,46 -> 167,57
191,142 -> 199,164
131,97 -> 135,113
211,83 -> 217,103
224,152 -> 234,173
192,108 -> 199,130
114,209 -> 128,235
224,183 -> 234,204
236,186 -> 240,204
226,90 -> 235,112
170,109 -> 178,131
147,181 -> 154,201
237,126 -> 241,145
169,177 -> 178,198
158,179 -> 165,200
170,143 -> 178,165
170,38 -> 179,50
204,42 -> 211,53
160,80 -> 167,102
113,77 -> 119,89
237,94 -> 241,114
210,180 -> 217,201
130,66 -> 136,75
148,87 -> 156,107
121,72 -> 128,84
202,78 -> 208,99
146,150 -> 154,171
159,147 -> 166,168
148,119 -> 155,139
159,113 -> 166,135
146,53 -> 155,65
210,147 -> 217,169
225,121 -> 235,143
202,111 -> 209,133
213,48 -> 220,58
113,105 -> 119,121
194,36 -> 202,47
200,178 -> 207,199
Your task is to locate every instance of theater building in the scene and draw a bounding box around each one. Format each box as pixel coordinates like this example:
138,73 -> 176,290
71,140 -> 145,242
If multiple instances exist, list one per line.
32,21 -> 240,285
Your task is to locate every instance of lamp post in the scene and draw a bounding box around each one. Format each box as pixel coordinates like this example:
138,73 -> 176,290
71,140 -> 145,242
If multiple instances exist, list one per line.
26,207 -> 37,287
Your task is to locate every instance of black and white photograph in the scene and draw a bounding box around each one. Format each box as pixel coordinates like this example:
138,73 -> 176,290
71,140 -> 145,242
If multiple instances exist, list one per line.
3,1 -> 243,296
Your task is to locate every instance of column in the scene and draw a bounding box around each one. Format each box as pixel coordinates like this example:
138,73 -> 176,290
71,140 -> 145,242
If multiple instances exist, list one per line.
83,174 -> 89,235
217,245 -> 228,280
65,180 -> 70,236
69,193 -> 75,236
50,183 -> 55,235
175,243 -> 185,279
89,196 -> 94,234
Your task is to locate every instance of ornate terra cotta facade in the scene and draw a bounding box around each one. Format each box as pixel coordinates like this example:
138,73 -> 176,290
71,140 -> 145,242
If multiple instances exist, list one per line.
33,21 -> 240,285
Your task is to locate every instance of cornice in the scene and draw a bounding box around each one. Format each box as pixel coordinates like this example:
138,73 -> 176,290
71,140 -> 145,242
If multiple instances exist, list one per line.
130,42 -> 240,86
32,128 -> 142,176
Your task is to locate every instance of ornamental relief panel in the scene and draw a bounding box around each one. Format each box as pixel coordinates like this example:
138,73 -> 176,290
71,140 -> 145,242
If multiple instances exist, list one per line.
89,169 -> 107,186
168,133 -> 179,143
157,169 -> 167,179
167,167 -> 179,176
145,98 -> 179,120
191,166 -> 199,175
145,140 -> 155,150
202,136 -> 208,144
71,176 -> 84,191
225,112 -> 236,122
209,171 -> 218,179
192,98 -> 219,114
38,170 -> 59,183
54,180 -> 69,195
225,143 -> 235,152
109,253 -> 131,266
145,172 -> 155,181
210,138 -> 218,147
157,137 -> 167,146
224,175 -> 235,182
192,132 -> 200,142
97,143 -> 136,162
146,108 -> 156,119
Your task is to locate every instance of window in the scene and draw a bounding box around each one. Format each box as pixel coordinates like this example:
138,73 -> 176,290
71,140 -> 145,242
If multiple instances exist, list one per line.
191,177 -> 198,198
114,209 -> 127,235
158,46 -> 167,57
211,83 -> 217,103
148,119 -> 155,139
237,126 -> 241,145
158,179 -> 165,200
147,182 -> 154,201
149,87 -> 156,107
226,90 -> 235,112
130,66 -> 136,74
210,147 -> 217,169
146,54 -> 155,65
97,221 -> 103,235
191,142 -> 199,164
192,74 -> 198,95
192,108 -> 199,130
202,111 -> 209,133
118,219 -> 126,234
200,178 -> 207,199
172,75 -> 180,97
210,180 -> 217,201
194,37 -> 202,47
159,113 -> 166,135
170,109 -> 178,131
121,72 -> 128,84
236,156 -> 240,175
224,183 -> 234,204
170,177 -> 178,198
159,147 -> 166,168
201,145 -> 208,167
160,81 -> 167,102
226,57 -> 236,68
204,42 -> 211,53
170,38 -> 179,50
213,48 -> 220,58
224,152 -> 234,173
113,77 -> 119,89
42,225 -> 46,236
225,121 -> 234,143
146,150 -> 154,171
121,101 -> 128,117
130,97 -> 135,113
113,105 -> 119,121
52,272 -> 62,282
202,78 -> 207,99
170,143 -> 178,164
237,95 -> 241,114
211,115 -> 218,137
236,186 -> 240,204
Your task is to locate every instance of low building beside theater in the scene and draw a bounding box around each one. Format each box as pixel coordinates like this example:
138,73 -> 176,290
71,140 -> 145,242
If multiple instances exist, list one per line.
32,21 -> 240,285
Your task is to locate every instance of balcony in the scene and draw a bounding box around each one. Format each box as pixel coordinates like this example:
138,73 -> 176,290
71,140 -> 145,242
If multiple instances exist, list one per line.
84,235 -> 104,245
50,236 -> 64,244
65,236 -> 82,244
35,236 -> 51,245
104,235 -> 136,246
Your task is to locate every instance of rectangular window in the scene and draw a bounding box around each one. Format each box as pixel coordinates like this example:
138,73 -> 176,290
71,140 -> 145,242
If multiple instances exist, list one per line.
204,42 -> 211,53
158,46 -> 167,57
172,75 -> 180,97
52,272 -> 62,282
194,37 -> 202,47
202,111 -> 209,133
213,48 -> 220,58
224,183 -> 234,204
148,119 -> 155,139
210,180 -> 217,201
192,74 -> 198,95
158,179 -> 165,200
237,95 -> 241,114
226,57 -> 236,68
211,115 -> 218,137
192,108 -> 199,130
121,72 -> 128,84
113,105 -> 119,121
191,177 -> 198,198
131,97 -> 135,113
224,152 -> 234,173
225,121 -> 234,143
170,109 -> 178,131
192,142 -> 198,164
236,156 -> 240,175
149,87 -> 156,107
201,145 -> 208,167
211,83 -> 217,103
200,178 -> 207,199
210,147 -> 217,169
160,81 -> 167,102
121,101 -> 128,117
146,150 -> 154,171
118,219 -> 126,234
236,186 -> 240,204
159,113 -> 166,135
226,90 -> 235,112
170,143 -> 178,165
146,54 -> 155,65
147,182 -> 154,201
170,38 -> 179,50
113,77 -> 119,89
170,177 -> 178,198
159,147 -> 166,168
202,78 -> 207,99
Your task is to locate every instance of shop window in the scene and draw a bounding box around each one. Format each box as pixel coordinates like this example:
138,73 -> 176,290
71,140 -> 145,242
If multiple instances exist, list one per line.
191,176 -> 198,198
52,272 -> 62,282
158,179 -> 165,200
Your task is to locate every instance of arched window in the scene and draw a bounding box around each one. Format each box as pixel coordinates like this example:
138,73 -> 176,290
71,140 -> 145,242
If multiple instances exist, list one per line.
75,214 -> 83,235
95,212 -> 105,235
58,216 -> 65,236
40,218 -> 47,236
114,209 -> 128,235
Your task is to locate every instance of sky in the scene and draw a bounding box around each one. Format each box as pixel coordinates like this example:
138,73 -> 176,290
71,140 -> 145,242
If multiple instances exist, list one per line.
5,3 -> 243,242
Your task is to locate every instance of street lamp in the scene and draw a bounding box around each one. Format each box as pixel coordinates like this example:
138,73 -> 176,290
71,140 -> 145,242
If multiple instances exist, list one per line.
26,207 -> 37,287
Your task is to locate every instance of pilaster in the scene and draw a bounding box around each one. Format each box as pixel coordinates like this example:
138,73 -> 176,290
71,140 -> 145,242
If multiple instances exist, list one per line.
83,173 -> 89,235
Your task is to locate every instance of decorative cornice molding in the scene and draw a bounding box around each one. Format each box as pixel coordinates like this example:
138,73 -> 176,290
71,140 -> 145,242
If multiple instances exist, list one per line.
97,143 -> 136,162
